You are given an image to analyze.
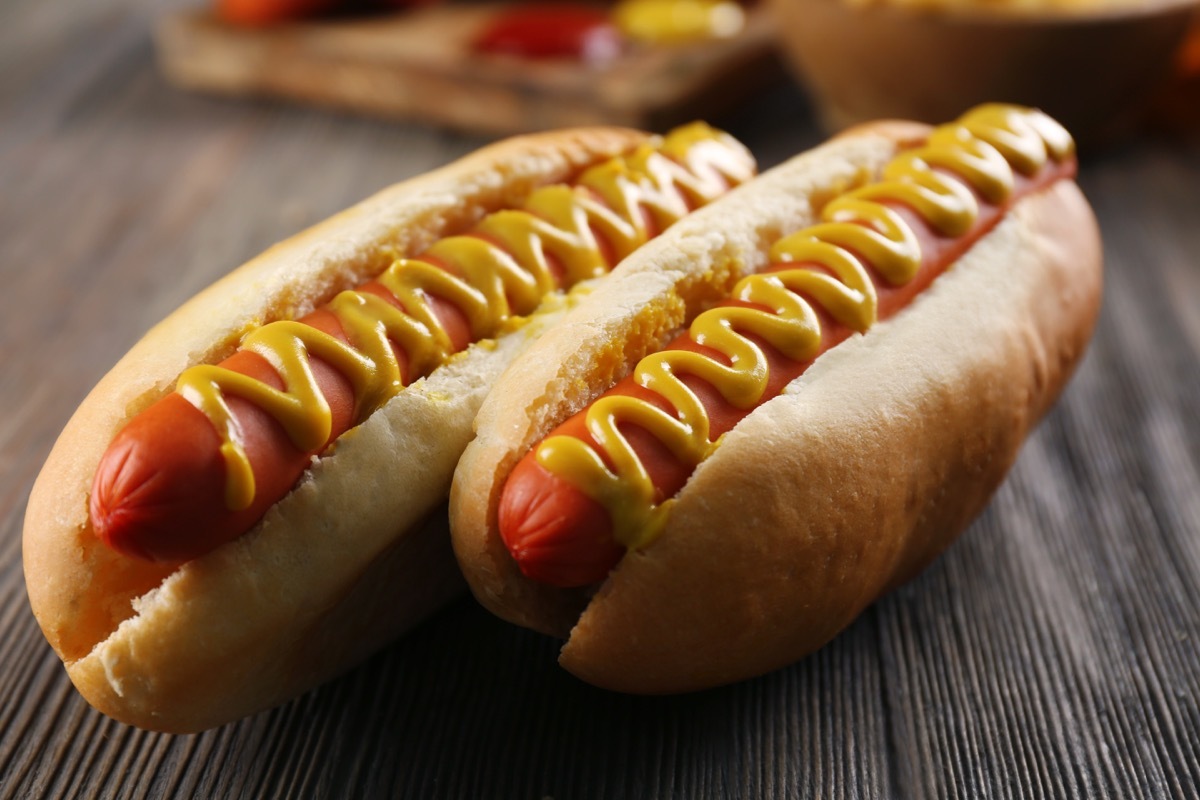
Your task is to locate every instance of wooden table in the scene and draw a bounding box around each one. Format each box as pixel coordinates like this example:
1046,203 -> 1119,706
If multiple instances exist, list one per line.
3,1 -> 1198,797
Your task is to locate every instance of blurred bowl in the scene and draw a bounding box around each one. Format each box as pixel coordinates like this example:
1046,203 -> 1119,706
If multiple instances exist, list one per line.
767,0 -> 1200,143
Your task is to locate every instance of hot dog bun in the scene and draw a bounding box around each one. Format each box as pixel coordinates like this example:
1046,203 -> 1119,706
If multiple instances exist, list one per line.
449,112 -> 1103,693
23,127 -> 664,732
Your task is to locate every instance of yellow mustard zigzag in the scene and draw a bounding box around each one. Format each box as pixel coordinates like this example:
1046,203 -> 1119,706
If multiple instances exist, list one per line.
535,104 -> 1073,550
176,123 -> 756,510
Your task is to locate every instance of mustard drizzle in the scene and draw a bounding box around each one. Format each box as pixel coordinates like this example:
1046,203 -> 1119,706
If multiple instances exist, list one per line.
534,104 -> 1074,551
176,123 -> 756,511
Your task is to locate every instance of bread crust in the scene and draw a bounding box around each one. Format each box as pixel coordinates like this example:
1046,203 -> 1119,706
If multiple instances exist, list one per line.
449,130 -> 1102,693
23,126 -> 647,732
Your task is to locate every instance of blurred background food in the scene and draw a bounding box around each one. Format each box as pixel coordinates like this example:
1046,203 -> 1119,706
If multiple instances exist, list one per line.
157,0 -> 1200,143
157,1 -> 782,134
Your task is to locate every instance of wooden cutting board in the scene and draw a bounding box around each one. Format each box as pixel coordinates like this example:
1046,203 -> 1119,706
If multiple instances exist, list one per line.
155,5 -> 784,134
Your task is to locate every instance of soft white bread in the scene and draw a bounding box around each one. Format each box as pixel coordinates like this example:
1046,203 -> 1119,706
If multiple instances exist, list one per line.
23,127 -> 647,732
449,124 -> 1103,692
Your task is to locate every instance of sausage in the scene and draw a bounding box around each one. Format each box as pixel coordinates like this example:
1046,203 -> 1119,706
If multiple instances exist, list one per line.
89,124 -> 753,565
448,104 -> 1104,694
23,124 -> 755,731
497,153 -> 1077,588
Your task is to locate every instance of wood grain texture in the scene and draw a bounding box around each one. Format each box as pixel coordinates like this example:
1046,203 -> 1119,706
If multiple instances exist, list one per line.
2,0 -> 1198,797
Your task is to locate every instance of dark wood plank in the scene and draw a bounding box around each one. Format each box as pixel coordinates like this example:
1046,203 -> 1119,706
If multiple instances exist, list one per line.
2,0 -> 1199,798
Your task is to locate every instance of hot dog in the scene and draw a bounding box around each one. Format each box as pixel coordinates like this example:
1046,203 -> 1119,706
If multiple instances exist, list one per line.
22,124 -> 755,731
449,104 -> 1104,693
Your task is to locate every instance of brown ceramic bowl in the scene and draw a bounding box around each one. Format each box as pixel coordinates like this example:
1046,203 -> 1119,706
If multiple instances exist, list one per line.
768,0 -> 1200,143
